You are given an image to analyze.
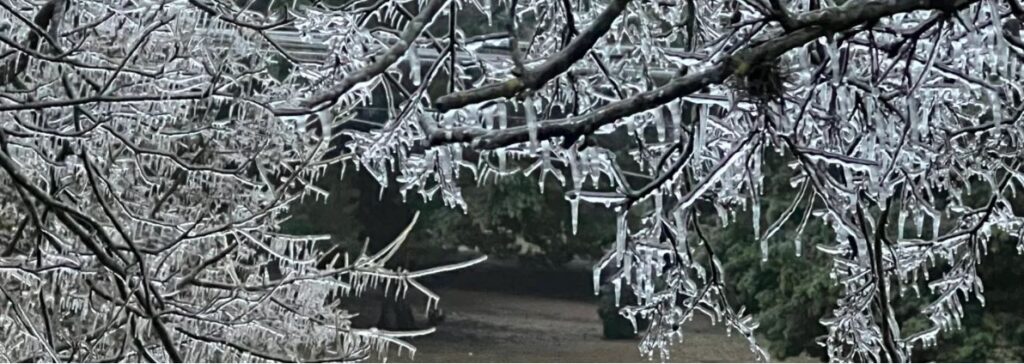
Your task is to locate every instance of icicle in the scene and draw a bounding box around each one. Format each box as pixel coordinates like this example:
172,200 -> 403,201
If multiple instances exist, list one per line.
669,100 -> 682,140
914,213 -> 925,238
488,107 -> 499,130
898,210 -> 907,241
616,210 -> 627,268
525,95 -> 539,155
990,89 -> 1002,126
570,198 -> 580,235
674,208 -> 686,233
570,149 -> 583,235
613,279 -> 622,307
753,199 -> 763,260
655,108 -> 666,142
989,0 -> 1008,74
654,193 -> 664,217
409,46 -> 421,86
716,204 -> 730,227
497,104 -> 508,171
694,105 -> 708,164
497,102 -> 508,130
476,0 -> 493,26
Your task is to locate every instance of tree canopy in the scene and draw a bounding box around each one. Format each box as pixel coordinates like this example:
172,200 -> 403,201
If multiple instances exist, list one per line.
1,0 -> 1024,362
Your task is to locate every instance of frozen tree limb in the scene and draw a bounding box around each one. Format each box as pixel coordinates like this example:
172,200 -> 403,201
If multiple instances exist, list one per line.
433,0 -> 632,111
300,0 -> 450,111
428,0 -> 976,150
0,0 -> 485,361
369,0 -> 1024,361
2,0 -> 1023,362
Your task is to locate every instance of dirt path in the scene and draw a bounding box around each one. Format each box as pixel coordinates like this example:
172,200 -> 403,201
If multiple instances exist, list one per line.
384,289 -> 765,363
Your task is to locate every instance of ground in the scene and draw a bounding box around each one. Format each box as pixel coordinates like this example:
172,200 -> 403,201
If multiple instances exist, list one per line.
357,261 -> 816,363
388,288 -> 766,363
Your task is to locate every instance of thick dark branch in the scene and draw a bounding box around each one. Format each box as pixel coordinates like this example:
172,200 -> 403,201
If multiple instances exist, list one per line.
301,0 -> 448,110
429,0 -> 975,150
626,135 -> 695,204
561,0 -> 579,37
870,195 -> 902,362
433,0 -> 632,111
1,215 -> 28,256
430,65 -> 729,149
768,0 -> 798,29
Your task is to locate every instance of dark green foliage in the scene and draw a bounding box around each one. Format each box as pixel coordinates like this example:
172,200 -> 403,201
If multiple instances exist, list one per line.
410,175 -> 615,267
286,151 -> 1024,361
285,164 -> 614,267
714,217 -> 838,359
730,59 -> 791,104
708,152 -> 1024,362
907,238 -> 1024,362
701,151 -> 838,359
598,284 -> 650,339
280,166 -> 362,250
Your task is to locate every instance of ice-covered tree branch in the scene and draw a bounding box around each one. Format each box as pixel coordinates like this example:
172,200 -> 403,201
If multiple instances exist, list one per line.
427,0 -> 978,151
3,0 -> 1023,361
358,0 -> 1024,361
298,0 -> 450,112
0,0 -> 485,361
432,0 -> 632,112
